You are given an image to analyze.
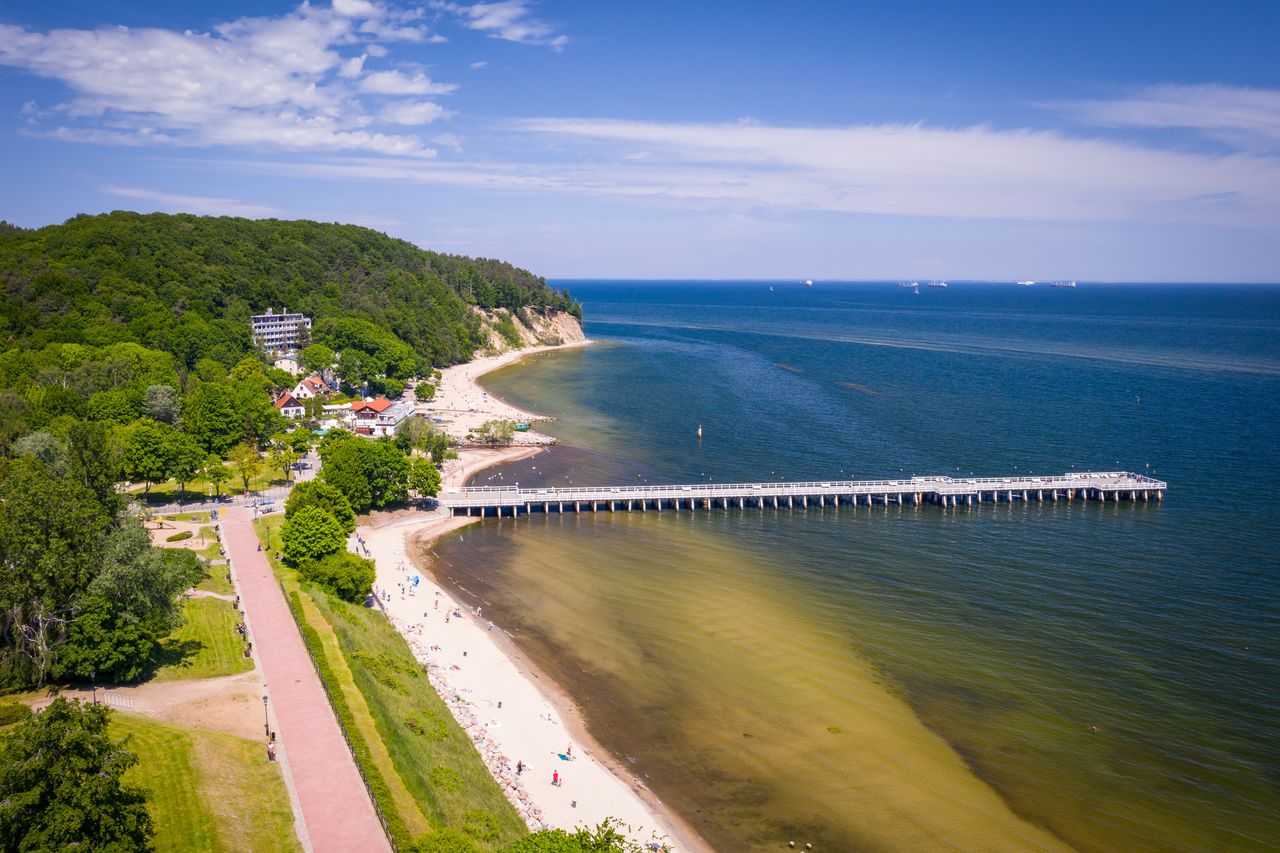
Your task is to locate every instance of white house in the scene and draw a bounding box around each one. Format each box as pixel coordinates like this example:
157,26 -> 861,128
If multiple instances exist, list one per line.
274,392 -> 305,420
273,354 -> 300,375
292,375 -> 329,400
350,397 -> 415,437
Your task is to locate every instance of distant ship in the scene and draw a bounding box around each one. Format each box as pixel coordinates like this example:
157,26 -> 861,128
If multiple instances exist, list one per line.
1017,280 -> 1036,286
1052,280 -> 1077,288
897,281 -> 916,287
804,279 -> 813,287
927,281 -> 948,288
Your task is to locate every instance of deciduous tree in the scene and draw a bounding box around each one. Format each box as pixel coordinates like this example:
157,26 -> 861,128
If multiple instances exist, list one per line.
281,505 -> 347,564
0,697 -> 154,851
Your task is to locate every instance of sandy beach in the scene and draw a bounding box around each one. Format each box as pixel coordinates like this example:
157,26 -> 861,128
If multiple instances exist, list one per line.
415,342 -> 586,445
358,342 -> 710,852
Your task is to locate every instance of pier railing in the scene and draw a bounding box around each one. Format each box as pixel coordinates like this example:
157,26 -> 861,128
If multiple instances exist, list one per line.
439,471 -> 1167,513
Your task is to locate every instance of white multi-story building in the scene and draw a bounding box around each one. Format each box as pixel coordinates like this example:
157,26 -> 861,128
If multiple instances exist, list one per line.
250,308 -> 311,354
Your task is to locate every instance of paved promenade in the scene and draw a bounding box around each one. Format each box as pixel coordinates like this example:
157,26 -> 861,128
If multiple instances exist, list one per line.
221,507 -> 390,853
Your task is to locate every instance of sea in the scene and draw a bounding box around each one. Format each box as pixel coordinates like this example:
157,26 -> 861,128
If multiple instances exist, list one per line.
429,281 -> 1280,852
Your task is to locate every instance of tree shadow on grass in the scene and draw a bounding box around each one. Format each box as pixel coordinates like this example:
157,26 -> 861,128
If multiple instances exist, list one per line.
145,638 -> 205,678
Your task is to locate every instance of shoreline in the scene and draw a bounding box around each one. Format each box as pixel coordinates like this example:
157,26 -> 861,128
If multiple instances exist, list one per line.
360,341 -> 710,852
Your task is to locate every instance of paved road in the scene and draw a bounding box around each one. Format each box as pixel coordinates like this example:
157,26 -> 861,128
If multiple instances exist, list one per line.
221,506 -> 390,853
143,452 -> 320,516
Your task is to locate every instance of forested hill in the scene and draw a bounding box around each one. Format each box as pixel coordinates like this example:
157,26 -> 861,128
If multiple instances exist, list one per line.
0,212 -> 579,368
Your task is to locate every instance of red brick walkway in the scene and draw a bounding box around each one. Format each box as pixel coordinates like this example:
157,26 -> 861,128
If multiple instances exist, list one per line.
221,507 -> 390,853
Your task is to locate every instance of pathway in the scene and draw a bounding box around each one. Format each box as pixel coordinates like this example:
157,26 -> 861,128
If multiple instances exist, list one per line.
220,506 -> 391,853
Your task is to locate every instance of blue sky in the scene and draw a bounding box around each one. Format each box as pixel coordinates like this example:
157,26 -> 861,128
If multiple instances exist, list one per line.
1,0 -> 1277,281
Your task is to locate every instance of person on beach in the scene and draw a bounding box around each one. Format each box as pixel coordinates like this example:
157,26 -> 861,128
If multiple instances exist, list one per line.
517,760 -> 524,775
566,744 -> 573,760
552,770 -> 560,787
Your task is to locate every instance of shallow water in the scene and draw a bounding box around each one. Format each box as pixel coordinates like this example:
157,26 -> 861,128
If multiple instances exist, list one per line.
432,282 -> 1280,851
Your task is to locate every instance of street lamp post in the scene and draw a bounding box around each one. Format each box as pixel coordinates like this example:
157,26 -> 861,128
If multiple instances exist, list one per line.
262,693 -> 269,738
90,669 -> 97,705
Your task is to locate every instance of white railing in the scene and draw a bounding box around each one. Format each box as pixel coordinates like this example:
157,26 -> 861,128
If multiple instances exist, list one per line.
439,471 -> 1167,508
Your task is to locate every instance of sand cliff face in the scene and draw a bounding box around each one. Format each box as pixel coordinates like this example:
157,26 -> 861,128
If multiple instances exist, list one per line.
472,307 -> 586,355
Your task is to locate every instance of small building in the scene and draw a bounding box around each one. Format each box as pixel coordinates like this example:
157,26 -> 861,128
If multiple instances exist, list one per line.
273,354 -> 301,375
292,375 -> 329,400
251,308 -> 312,355
350,397 -> 414,437
274,393 -> 305,420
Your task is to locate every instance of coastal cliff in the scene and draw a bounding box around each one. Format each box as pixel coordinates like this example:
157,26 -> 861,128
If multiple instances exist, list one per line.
473,306 -> 586,355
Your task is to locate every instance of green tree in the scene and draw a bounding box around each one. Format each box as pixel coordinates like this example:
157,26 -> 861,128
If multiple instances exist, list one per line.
123,419 -> 177,492
227,441 -> 262,493
53,597 -> 162,684
0,459 -> 110,686
201,454 -> 231,498
299,552 -> 375,603
285,481 -> 356,535
319,436 -> 410,513
13,431 -> 68,477
0,697 -> 154,852
85,389 -> 138,424
269,443 -> 299,484
474,419 -> 515,446
141,384 -> 180,424
409,457 -> 442,498
281,505 -> 347,564
170,432 -> 206,499
181,382 -> 242,455
299,343 -> 336,374
288,427 -> 313,454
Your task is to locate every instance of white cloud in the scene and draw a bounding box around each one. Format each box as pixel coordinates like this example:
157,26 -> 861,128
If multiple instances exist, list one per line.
360,70 -> 458,95
101,185 -> 283,217
380,101 -> 452,125
1053,84 -> 1280,151
470,60 -> 489,69
0,3 -> 455,157
438,1 -> 567,50
229,118 -> 1280,231
499,118 -> 1280,225
340,53 -> 367,78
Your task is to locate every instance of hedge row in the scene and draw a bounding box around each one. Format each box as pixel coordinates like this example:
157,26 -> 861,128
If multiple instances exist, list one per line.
285,590 -> 415,850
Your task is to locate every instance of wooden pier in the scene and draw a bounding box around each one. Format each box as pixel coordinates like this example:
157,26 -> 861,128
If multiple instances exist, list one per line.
439,471 -> 1166,517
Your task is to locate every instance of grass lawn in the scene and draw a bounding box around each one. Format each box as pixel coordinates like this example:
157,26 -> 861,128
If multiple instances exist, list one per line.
112,711 -> 300,853
195,560 -> 235,596
162,511 -> 213,524
153,598 -> 253,682
254,516 -> 526,851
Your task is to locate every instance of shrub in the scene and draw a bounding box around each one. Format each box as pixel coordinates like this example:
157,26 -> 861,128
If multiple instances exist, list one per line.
0,702 -> 32,727
461,810 -> 500,841
410,828 -> 478,853
300,552 -> 375,603
165,531 -> 193,542
281,506 -> 346,565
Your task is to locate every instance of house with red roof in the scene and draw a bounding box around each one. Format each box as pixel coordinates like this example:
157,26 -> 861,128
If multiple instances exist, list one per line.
292,375 -> 330,400
349,396 -> 414,437
274,392 -> 305,420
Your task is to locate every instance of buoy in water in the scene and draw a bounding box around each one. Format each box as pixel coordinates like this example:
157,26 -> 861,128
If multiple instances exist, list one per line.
697,424 -> 703,439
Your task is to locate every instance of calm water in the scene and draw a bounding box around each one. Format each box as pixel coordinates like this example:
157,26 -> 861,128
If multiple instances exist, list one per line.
432,282 -> 1280,852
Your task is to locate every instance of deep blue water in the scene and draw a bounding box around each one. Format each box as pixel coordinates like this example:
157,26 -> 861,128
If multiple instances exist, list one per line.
445,281 -> 1280,851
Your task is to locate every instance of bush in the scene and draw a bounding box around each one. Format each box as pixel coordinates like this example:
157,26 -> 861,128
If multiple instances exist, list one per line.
165,531 -> 193,542
299,551 -> 375,603
281,506 -> 347,565
411,828 -> 478,853
0,702 -> 32,727
461,810 -> 500,841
